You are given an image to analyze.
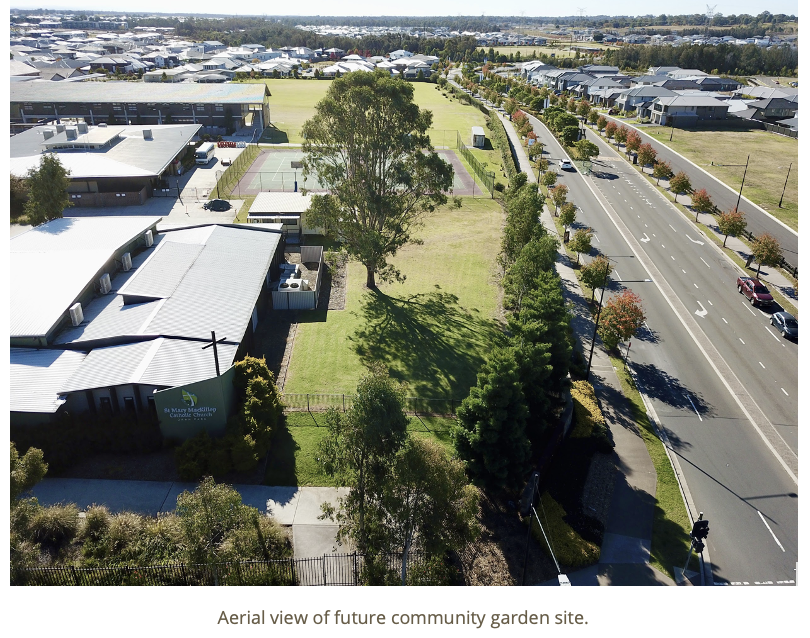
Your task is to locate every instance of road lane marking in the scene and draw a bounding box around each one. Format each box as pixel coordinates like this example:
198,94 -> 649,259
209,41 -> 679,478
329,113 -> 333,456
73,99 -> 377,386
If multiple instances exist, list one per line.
743,302 -> 756,315
759,362 -> 765,369
662,244 -> 665,248
694,283 -> 699,288
686,394 -> 703,421
671,255 -> 675,260
700,258 -> 710,268
669,224 -> 677,232
740,338 -> 745,344
614,270 -> 622,281
707,300 -> 713,305
757,510 -> 786,552
682,269 -> 686,274
763,327 -> 782,343
722,318 -> 728,323
641,233 -> 650,242
695,301 -> 708,317
781,388 -> 788,396
685,234 -> 705,245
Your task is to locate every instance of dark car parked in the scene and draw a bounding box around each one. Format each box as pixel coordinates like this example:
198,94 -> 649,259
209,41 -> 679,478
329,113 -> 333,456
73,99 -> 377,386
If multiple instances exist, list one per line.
203,199 -> 231,212
770,311 -> 798,340
737,276 -> 774,307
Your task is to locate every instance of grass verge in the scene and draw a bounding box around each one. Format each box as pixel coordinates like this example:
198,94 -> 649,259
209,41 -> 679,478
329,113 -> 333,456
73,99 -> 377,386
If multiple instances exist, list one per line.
609,355 -> 697,578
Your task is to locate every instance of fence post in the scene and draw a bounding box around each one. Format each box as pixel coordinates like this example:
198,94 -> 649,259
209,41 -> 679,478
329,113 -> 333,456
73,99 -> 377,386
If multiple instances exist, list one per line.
343,394 -> 345,412
353,551 -> 359,585
322,554 -> 327,586
71,565 -> 81,586
307,394 -> 310,413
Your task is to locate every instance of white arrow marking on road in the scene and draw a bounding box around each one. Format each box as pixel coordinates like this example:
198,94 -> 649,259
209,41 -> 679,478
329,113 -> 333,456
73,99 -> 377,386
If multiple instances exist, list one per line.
640,233 -> 650,242
685,234 -> 705,245
757,511 -> 786,552
695,301 -> 708,317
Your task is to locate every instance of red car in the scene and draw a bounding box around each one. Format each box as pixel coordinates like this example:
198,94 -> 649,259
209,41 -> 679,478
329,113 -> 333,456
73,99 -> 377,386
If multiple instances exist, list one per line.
737,276 -> 774,306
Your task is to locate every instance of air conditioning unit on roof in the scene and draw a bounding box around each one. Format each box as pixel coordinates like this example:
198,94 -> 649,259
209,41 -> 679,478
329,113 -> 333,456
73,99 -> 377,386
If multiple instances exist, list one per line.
121,252 -> 132,271
69,302 -> 84,326
99,273 -> 111,294
144,230 -> 153,247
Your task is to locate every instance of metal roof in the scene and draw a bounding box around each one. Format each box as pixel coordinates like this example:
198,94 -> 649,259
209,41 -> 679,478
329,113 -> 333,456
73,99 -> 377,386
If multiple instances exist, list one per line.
10,216 -> 162,339
10,124 -> 201,179
59,337 -> 238,392
10,348 -> 87,412
10,81 -> 270,104
249,192 -> 314,215
117,241 -> 204,299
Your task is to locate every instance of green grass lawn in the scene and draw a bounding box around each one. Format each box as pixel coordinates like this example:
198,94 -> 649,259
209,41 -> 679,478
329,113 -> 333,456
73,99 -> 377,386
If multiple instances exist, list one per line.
638,126 -> 798,231
264,412 -> 457,486
283,197 -> 505,400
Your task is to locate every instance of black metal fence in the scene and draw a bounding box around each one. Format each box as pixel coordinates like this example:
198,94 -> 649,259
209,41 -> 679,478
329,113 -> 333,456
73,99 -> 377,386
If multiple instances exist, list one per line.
763,122 -> 798,139
214,144 -> 262,199
457,131 -> 496,196
13,552 -> 439,586
282,393 -> 460,416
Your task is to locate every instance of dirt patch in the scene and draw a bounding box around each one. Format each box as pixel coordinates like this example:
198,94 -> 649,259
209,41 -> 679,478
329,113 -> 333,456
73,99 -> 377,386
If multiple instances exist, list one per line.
459,488 -> 558,586
322,251 -> 348,311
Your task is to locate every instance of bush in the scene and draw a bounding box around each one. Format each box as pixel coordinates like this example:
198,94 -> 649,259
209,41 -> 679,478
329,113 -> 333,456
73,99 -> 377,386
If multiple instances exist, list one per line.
217,516 -> 292,562
570,380 -> 613,453
175,431 -> 213,481
103,512 -> 144,558
531,492 -> 600,568
139,513 -> 184,564
79,505 -> 112,543
29,504 -> 80,549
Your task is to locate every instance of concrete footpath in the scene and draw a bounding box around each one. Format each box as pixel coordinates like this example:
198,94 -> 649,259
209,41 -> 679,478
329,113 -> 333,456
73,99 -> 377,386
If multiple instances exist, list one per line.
496,111 -> 682,585
31,478 -> 349,560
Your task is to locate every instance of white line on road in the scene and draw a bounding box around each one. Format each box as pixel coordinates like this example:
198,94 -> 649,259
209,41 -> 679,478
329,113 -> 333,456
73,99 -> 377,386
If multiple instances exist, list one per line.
740,338 -> 745,344
707,300 -> 713,306
743,302 -> 756,315
594,234 -> 600,242
614,270 -> 621,281
781,388 -> 789,396
695,301 -> 708,317
757,511 -> 786,552
669,224 -> 677,232
764,327 -> 781,342
662,244 -> 665,248
682,269 -> 686,274
759,362 -> 765,369
700,257 -> 710,268
671,255 -> 675,260
722,318 -> 728,323
685,234 -> 705,245
694,283 -> 699,288
686,394 -> 703,421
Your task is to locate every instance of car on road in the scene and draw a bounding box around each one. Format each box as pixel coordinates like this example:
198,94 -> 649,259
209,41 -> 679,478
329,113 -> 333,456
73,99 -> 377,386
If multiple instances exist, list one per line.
203,199 -> 231,212
737,276 -> 774,306
559,159 -> 574,171
770,311 -> 798,340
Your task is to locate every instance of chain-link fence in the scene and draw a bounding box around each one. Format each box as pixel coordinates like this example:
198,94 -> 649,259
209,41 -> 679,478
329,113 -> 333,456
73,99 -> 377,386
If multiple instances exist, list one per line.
456,131 -> 495,195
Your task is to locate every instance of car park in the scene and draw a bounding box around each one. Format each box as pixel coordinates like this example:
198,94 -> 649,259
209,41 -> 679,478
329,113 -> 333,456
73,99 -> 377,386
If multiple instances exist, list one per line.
559,159 -> 574,171
736,276 -> 774,306
770,311 -> 798,340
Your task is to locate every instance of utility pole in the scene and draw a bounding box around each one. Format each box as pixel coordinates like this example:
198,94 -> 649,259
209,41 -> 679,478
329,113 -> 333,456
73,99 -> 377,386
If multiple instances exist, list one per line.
520,472 -> 539,586
683,512 -> 710,584
778,163 -> 792,207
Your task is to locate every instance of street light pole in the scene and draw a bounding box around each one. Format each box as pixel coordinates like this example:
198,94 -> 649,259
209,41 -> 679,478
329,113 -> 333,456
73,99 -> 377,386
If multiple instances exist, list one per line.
778,162 -> 792,208
735,154 -> 750,211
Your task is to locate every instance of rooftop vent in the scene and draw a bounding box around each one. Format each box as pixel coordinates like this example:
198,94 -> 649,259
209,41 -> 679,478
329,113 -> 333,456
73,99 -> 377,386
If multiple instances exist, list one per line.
99,273 -> 111,295
144,230 -> 153,247
65,127 -> 78,140
77,122 -> 88,134
142,129 -> 152,140
69,302 -> 84,326
42,128 -> 55,140
99,122 -> 108,128
121,252 -> 132,272
56,123 -> 65,133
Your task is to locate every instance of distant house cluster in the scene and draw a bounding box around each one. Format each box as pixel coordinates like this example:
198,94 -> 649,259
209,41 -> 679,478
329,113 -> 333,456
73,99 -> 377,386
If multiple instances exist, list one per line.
522,61 -> 798,132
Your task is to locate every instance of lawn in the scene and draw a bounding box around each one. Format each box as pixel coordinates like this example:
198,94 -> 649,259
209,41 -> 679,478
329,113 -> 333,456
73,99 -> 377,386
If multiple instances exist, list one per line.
283,197 -> 505,401
264,412 -> 456,486
638,126 -> 798,231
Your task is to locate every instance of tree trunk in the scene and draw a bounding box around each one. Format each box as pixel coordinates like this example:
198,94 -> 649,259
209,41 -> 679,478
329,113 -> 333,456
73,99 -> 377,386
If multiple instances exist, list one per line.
723,234 -> 728,247
401,533 -> 412,586
365,266 -> 376,289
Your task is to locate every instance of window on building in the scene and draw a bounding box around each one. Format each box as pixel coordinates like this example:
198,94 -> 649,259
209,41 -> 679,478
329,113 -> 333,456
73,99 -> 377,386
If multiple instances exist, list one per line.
147,395 -> 158,419
23,102 -> 33,111
123,397 -> 136,413
113,104 -> 123,111
215,103 -> 224,112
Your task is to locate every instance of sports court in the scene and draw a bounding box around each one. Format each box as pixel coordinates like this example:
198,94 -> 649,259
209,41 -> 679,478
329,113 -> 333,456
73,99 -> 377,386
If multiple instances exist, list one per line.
229,148 -> 482,197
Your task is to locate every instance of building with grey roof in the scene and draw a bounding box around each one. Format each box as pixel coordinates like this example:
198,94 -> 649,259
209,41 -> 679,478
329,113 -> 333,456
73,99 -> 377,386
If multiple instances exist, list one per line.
10,81 -> 270,132
10,123 -> 200,207
650,95 -> 729,126
10,218 -> 285,436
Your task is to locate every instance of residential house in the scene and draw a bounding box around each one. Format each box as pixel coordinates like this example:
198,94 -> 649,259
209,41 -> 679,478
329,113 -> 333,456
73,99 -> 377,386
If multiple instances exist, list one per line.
615,86 -> 677,113
650,95 -> 729,126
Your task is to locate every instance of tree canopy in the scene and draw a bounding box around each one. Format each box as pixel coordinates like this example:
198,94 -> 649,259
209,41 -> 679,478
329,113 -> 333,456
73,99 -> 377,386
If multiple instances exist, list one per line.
23,154 -> 72,225
302,70 -> 454,288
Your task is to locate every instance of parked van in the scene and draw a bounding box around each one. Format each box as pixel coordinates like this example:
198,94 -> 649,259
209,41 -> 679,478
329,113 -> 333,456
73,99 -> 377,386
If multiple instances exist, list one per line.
195,142 -> 216,165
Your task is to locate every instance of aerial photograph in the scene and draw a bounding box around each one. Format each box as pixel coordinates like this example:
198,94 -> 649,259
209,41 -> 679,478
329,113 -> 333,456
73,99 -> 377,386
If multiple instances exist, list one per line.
7,0 -> 800,623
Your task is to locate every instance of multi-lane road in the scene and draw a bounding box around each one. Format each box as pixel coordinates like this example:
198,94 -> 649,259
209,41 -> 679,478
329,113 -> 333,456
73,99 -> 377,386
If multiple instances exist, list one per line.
526,111 -> 798,585
601,115 -> 798,267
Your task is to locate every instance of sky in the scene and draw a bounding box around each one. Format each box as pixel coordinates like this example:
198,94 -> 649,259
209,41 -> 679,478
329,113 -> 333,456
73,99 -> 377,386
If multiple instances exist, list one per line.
9,1 -> 800,19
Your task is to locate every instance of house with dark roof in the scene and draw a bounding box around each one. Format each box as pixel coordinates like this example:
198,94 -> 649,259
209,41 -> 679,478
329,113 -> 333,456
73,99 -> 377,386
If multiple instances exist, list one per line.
650,95 -> 729,126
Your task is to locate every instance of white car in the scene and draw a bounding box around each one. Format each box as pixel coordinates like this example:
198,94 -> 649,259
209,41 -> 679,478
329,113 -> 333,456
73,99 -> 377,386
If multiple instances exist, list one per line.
559,159 -> 574,171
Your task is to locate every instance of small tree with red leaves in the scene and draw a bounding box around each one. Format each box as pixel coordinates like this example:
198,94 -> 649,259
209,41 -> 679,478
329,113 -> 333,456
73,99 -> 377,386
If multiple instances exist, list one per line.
668,171 -> 692,202
690,188 -> 714,221
604,121 -> 618,142
717,208 -> 746,247
625,129 -> 642,156
637,143 -> 657,169
598,290 -> 646,351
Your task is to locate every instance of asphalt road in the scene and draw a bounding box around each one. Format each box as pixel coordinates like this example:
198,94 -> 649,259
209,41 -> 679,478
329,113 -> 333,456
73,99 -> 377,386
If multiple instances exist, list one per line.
601,115 -> 798,266
527,112 -> 798,585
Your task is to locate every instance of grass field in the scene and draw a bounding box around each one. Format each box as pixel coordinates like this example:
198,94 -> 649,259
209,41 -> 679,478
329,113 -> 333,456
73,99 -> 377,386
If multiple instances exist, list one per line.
264,412 -> 456,486
638,126 -> 798,231
283,197 -> 505,400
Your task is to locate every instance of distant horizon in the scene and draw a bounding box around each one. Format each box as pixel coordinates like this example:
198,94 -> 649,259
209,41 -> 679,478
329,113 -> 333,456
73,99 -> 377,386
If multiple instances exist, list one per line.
8,1 -> 799,20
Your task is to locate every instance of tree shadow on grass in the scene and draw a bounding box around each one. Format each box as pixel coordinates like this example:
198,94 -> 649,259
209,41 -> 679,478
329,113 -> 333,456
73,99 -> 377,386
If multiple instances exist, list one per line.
263,420 -> 300,487
350,289 -> 504,399
259,125 -> 289,144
